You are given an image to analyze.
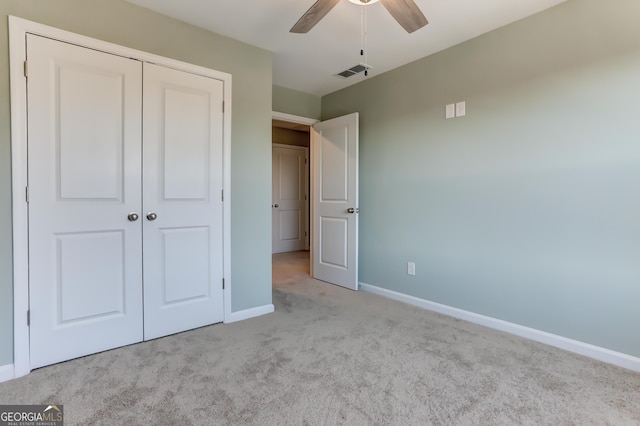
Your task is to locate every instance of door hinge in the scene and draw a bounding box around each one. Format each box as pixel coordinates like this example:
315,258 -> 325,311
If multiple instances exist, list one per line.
305,158 -> 307,165
27,310 -> 30,326
221,190 -> 224,202
25,186 -> 29,203
222,101 -> 225,113
222,278 -> 225,290
23,60 -> 28,78
304,195 -> 307,201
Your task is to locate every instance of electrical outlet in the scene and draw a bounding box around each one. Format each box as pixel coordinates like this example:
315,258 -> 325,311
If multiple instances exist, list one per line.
408,262 -> 416,276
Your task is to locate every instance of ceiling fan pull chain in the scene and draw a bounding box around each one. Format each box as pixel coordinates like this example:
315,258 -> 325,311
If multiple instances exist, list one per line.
356,0 -> 373,77
360,5 -> 365,57
364,5 -> 369,76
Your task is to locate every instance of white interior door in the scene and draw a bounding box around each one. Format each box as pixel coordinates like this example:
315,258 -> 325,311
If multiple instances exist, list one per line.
311,113 -> 359,290
272,145 -> 309,253
27,34 -> 144,368
142,63 -> 225,340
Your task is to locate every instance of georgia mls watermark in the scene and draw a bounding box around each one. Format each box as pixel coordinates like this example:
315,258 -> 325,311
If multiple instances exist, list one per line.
0,405 -> 63,426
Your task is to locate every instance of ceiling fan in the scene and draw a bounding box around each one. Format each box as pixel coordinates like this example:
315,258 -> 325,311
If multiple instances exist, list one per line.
291,0 -> 428,34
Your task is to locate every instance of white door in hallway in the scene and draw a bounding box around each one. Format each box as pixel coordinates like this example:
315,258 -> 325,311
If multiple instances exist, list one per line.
311,113 -> 359,290
27,34 -> 144,368
272,145 -> 309,253
142,63 -> 225,340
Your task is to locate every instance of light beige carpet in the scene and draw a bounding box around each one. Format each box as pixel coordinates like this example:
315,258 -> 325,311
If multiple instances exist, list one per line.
1,250 -> 639,425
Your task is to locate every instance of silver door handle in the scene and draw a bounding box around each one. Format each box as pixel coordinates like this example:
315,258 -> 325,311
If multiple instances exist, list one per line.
273,204 -> 279,208
146,212 -> 158,221
127,213 -> 139,222
347,208 -> 356,214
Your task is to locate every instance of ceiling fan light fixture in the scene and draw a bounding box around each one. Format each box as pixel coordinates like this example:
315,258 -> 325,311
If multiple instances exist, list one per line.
348,0 -> 380,5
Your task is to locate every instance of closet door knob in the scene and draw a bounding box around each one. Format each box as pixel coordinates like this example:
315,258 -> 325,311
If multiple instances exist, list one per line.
146,212 -> 158,221
127,213 -> 139,222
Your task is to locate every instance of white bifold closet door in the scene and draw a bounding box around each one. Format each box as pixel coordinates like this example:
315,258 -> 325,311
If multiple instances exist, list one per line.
27,34 -> 224,369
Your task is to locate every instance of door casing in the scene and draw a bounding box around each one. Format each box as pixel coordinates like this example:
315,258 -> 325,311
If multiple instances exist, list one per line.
9,16 -> 232,378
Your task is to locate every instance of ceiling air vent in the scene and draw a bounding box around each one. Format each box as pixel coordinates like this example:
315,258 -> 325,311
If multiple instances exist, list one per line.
337,63 -> 370,78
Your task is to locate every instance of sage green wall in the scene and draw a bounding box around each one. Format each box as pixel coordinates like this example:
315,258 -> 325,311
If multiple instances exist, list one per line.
322,0 -> 640,357
0,0 -> 273,366
273,85 -> 321,120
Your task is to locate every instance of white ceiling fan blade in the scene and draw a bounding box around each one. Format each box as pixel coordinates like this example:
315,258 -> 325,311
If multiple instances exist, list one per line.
380,0 -> 428,33
290,0 -> 341,33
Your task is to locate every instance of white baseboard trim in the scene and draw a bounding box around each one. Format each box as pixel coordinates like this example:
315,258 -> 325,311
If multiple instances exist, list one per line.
0,364 -> 15,383
359,282 -> 640,372
226,304 -> 275,323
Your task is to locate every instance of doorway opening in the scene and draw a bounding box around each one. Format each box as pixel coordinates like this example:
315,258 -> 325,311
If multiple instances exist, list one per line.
271,113 -> 316,284
271,111 -> 360,291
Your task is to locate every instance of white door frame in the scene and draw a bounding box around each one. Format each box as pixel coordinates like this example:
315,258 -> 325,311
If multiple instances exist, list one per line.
9,16 -> 233,379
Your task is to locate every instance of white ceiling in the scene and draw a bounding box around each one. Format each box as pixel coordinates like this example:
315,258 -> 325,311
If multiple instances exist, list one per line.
126,0 -> 567,97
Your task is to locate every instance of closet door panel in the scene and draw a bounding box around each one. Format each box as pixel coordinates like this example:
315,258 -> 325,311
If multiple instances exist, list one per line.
27,34 -> 144,369
142,63 -> 224,340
